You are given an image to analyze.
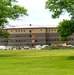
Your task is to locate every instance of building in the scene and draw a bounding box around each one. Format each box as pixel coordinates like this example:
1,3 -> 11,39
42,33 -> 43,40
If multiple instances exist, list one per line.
0,27 -> 74,48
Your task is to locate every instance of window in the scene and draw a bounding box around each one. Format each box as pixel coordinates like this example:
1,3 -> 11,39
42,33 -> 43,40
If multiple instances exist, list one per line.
18,30 -> 20,32
35,40 -> 37,42
29,30 -> 31,33
46,39 -> 48,41
52,39 -> 53,41
49,39 -> 51,41
16,30 -> 17,32
21,30 -> 22,32
16,40 -> 18,42
54,29 -> 56,31
18,35 -> 20,37
57,39 -> 59,41
21,40 -> 23,42
16,30 -> 20,32
19,40 -> 20,42
30,35 -> 32,37
46,29 -> 47,32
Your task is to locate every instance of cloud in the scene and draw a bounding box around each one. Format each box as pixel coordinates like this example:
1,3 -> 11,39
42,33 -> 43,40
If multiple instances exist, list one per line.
8,0 -> 70,28
17,0 -> 46,9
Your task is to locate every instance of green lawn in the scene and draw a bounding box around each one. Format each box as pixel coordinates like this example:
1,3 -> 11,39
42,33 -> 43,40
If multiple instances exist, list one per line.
0,49 -> 74,75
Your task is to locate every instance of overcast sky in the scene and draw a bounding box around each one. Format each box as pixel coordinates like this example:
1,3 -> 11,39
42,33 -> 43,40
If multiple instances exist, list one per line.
8,0 -> 70,27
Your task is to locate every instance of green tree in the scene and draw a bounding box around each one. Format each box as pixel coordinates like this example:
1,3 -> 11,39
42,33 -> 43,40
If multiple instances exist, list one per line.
0,0 -> 28,38
45,0 -> 74,19
45,0 -> 74,41
57,19 -> 74,41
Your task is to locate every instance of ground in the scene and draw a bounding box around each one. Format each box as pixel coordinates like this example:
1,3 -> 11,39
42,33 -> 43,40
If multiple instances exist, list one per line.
0,49 -> 74,75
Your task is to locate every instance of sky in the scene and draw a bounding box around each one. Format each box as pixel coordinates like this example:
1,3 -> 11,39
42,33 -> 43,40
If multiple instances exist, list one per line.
8,0 -> 70,28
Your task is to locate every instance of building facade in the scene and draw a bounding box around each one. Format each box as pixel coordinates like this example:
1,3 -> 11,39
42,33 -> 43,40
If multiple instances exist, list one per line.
0,27 -> 74,47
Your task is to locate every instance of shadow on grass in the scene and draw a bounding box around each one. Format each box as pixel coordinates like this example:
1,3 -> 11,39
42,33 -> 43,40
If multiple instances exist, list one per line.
0,54 -> 16,57
67,56 -> 74,60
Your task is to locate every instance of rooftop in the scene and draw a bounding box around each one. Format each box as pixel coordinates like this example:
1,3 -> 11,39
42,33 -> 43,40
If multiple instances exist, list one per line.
6,24 -> 57,29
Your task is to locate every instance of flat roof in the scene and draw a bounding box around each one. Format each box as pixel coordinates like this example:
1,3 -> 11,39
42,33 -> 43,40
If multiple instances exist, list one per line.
6,24 -> 57,29
6,27 -> 56,30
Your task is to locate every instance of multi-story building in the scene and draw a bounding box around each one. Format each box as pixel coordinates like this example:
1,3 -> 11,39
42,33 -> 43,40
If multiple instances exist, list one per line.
0,27 -> 74,48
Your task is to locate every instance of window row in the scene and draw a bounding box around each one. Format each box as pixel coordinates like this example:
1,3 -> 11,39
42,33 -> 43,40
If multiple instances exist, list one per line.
68,38 -> 73,40
46,38 -> 74,41
46,39 -> 59,41
10,29 -> 43,32
15,40 -> 41,42
46,34 -> 59,37
46,29 -> 57,32
12,34 -> 45,38
0,40 -> 8,43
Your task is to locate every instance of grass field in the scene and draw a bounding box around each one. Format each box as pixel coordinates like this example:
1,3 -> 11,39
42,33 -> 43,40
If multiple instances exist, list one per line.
0,49 -> 74,75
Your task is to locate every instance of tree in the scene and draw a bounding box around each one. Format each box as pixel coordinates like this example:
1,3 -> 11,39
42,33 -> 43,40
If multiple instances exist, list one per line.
45,0 -> 74,19
45,0 -> 74,41
0,0 -> 28,38
57,19 -> 74,41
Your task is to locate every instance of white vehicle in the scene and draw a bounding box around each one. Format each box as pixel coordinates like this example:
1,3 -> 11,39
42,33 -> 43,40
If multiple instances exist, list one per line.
24,46 -> 29,49
0,46 -> 6,50
67,45 -> 74,47
35,45 -> 42,50
41,45 -> 48,48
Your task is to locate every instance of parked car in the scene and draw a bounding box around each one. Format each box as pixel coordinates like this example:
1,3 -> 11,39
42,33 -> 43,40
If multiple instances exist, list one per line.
0,46 -> 6,50
67,45 -> 74,47
24,46 -> 29,49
